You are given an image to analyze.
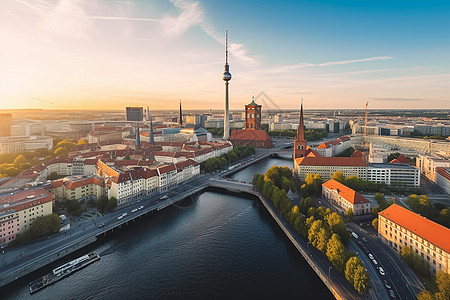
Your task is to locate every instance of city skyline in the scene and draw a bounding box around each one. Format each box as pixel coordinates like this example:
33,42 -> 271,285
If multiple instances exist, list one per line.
1,0 -> 449,110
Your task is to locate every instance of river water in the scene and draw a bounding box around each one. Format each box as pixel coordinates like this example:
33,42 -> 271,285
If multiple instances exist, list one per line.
5,157 -> 332,300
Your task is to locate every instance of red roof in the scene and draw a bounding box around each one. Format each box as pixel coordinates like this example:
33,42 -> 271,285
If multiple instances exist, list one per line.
229,129 -> 272,141
396,155 -> 410,164
322,179 -> 370,204
379,204 -> 450,253
0,189 -> 53,214
295,156 -> 367,167
436,167 -> 450,182
64,176 -> 104,189
390,158 -> 402,164
351,150 -> 363,158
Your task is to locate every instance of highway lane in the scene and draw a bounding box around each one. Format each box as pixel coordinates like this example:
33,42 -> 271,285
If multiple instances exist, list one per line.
349,224 -> 421,300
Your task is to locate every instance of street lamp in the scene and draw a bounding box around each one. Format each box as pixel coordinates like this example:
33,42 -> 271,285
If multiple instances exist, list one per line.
329,266 -> 332,282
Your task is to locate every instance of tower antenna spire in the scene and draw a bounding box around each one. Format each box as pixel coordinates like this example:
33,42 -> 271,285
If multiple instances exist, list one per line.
225,30 -> 228,64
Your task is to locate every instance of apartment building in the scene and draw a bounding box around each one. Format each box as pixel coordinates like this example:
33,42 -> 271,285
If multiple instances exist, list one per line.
378,204 -> 449,274
322,179 -> 371,215
0,189 -> 53,246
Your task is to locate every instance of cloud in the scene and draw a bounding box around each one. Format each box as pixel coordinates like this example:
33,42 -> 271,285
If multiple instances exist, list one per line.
88,16 -> 159,21
369,97 -> 425,102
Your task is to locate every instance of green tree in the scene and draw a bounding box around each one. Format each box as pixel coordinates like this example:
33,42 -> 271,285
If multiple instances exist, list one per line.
372,218 -> 379,231
308,220 -> 331,253
353,265 -> 370,294
294,215 -> 305,234
375,192 -> 389,210
325,212 -> 350,245
47,171 -> 59,181
326,233 -> 347,272
256,175 -> 265,191
96,195 -> 109,212
14,154 -> 27,164
227,151 -> 239,163
77,138 -> 88,145
54,147 -> 68,157
29,214 -> 61,237
345,256 -> 360,283
65,199 -> 82,216
106,197 -> 118,212
332,171 -> 346,184
346,208 -> 354,221
435,271 -> 450,300
372,206 -> 381,218
299,197 -> 314,215
305,173 -> 323,195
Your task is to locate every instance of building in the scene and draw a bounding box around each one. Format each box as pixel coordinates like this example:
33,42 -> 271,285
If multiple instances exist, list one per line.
228,98 -> 272,148
322,179 -> 371,215
436,167 -> 450,195
0,189 -> 53,246
294,102 -> 308,159
0,136 -> 53,154
0,114 -> 12,136
295,156 -> 368,181
126,107 -> 143,122
416,154 -> 450,182
228,129 -> 272,148
378,204 -> 450,274
50,175 -> 105,202
316,136 -> 352,157
245,97 -> 261,130
88,131 -> 123,144
367,163 -> 420,188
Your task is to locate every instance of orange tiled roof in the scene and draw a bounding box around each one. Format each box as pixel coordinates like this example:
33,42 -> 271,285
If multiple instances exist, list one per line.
379,204 -> 450,253
390,158 -> 402,164
396,155 -> 410,164
351,150 -> 363,158
322,179 -> 370,204
295,156 -> 367,167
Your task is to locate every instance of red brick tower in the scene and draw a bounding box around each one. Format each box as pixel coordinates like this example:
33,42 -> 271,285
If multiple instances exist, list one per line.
245,97 -> 261,130
294,101 -> 307,158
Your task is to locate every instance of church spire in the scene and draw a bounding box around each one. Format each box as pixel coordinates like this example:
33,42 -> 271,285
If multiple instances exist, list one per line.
179,99 -> 183,127
297,99 -> 305,141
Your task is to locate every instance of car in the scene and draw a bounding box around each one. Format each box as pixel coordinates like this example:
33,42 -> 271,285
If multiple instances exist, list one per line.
98,223 -> 105,228
378,267 -> 385,276
122,213 -> 128,217
131,208 -> 138,213
357,240 -> 364,246
138,205 -> 144,210
372,259 -> 378,265
351,232 -> 358,239
160,195 -> 168,200
117,215 -> 124,220
389,290 -> 396,298
384,280 -> 392,289
362,237 -> 368,243
368,253 -> 374,260
363,247 -> 370,254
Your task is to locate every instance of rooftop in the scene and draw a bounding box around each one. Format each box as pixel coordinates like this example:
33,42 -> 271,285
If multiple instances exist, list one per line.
379,204 -> 450,253
322,179 -> 370,204
295,156 -> 367,167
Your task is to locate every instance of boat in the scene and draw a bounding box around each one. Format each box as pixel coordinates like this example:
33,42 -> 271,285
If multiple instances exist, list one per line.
29,252 -> 100,294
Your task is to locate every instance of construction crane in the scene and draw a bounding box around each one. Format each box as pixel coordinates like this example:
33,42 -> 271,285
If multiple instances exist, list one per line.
364,101 -> 369,137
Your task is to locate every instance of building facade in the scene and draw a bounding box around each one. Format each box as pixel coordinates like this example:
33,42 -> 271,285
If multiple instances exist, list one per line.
0,114 -> 12,136
436,167 -> 450,195
322,179 -> 371,215
378,204 -> 450,274
294,157 -> 368,182
245,97 -> 261,130
416,154 -> 450,183
0,189 -> 53,246
126,107 -> 143,122
367,163 -> 420,188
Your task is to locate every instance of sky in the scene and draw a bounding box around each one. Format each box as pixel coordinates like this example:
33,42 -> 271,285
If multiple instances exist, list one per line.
1,0 -> 449,111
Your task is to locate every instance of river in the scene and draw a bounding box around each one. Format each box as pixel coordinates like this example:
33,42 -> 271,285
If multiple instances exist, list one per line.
4,157 -> 332,299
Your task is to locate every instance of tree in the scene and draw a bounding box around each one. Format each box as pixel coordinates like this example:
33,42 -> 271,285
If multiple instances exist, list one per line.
326,234 -> 347,272
29,214 -> 61,237
346,208 -> 354,221
325,212 -> 350,245
353,265 -> 370,294
256,175 -> 265,191
294,215 -> 305,233
435,271 -> 450,300
372,206 -> 381,218
77,138 -> 88,145
54,147 -> 68,157
14,154 -> 27,164
123,155 -> 131,160
65,199 -> 82,216
375,192 -> 389,210
299,197 -> 314,215
345,256 -> 360,283
372,218 -> 379,231
308,220 -> 331,253
332,171 -> 346,184
305,173 -> 323,195
417,291 -> 435,300
96,195 -> 109,212
47,171 -> 59,181
106,197 -> 118,212
227,151 -> 239,163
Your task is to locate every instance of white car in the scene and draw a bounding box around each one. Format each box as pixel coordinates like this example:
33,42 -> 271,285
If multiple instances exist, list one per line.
351,232 -> 359,239
368,253 -> 374,260
138,205 -> 144,210
122,213 -> 128,217
131,208 -> 138,213
378,267 -> 386,276
372,259 -> 378,265
117,215 -> 124,220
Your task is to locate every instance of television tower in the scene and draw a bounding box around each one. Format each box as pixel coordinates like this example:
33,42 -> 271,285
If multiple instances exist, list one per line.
222,31 -> 232,139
